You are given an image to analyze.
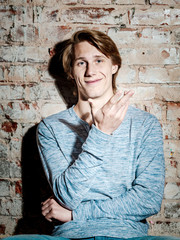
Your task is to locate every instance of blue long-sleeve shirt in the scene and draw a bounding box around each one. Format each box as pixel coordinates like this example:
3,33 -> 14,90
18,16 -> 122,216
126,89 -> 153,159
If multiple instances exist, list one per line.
37,105 -> 165,239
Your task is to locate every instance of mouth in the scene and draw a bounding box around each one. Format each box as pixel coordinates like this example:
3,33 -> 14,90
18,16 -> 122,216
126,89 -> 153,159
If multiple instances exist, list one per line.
85,79 -> 102,84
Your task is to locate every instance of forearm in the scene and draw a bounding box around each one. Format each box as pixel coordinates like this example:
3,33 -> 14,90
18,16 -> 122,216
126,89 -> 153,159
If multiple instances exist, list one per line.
73,117 -> 165,221
73,161 -> 164,221
37,122 -> 112,210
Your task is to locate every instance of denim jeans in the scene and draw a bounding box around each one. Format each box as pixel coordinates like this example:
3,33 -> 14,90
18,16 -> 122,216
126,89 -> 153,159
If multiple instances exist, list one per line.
3,235 -> 180,240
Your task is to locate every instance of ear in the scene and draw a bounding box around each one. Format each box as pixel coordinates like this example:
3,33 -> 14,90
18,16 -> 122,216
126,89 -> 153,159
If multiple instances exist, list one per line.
112,65 -> 118,74
69,70 -> 74,80
69,73 -> 74,79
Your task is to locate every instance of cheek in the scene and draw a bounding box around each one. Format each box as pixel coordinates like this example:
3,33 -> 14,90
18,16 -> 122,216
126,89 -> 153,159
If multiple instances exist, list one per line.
73,70 -> 85,87
74,69 -> 85,81
102,67 -> 113,77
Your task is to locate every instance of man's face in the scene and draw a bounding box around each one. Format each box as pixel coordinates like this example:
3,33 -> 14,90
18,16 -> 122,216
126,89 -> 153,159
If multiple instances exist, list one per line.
72,41 -> 118,101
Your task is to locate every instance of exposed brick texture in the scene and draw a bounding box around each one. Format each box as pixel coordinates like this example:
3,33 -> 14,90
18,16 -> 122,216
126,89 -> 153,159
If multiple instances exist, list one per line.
0,0 -> 180,238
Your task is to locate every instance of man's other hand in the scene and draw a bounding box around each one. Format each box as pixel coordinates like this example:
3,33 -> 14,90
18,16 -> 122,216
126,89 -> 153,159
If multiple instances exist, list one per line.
41,197 -> 72,223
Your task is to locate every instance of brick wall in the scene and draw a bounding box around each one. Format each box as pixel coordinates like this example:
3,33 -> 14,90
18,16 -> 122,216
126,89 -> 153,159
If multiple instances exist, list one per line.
0,0 -> 180,238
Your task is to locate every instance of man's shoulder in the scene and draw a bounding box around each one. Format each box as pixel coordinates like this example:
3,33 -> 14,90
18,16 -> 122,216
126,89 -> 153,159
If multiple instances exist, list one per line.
128,105 -> 160,127
38,107 -> 75,132
42,107 -> 71,123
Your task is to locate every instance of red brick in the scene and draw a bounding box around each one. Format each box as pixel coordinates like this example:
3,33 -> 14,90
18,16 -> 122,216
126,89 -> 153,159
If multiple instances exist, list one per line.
2,121 -> 18,133
108,27 -> 171,46
150,221 -> 180,236
118,86 -> 156,101
29,83 -> 60,101
139,66 -> 180,84
33,0 -> 62,5
80,0 -> 111,4
0,141 -> 8,159
0,180 -> 10,197
0,224 -> 6,234
0,198 -> 22,216
156,86 -> 180,102
0,46 -> 26,62
164,202 -> 180,218
0,46 -> 48,63
116,65 -> 137,84
61,7 -> 127,25
167,103 -> 180,121
130,7 -> 180,26
162,121 -> 180,140
39,25 -> 73,43
0,216 -> 18,236
62,0 -> 78,4
0,85 -> 25,100
10,25 -> 39,43
112,0 -> 145,4
5,65 -> 41,83
33,6 -> 59,23
164,183 -> 180,200
0,160 -> 10,178
165,158 -> 178,180
0,5 -> 32,29
15,180 -> 22,195
0,101 -> 39,122
120,47 -> 179,65
40,102 -> 66,118
10,161 -> 22,178
164,140 -> 180,156
150,0 -> 179,5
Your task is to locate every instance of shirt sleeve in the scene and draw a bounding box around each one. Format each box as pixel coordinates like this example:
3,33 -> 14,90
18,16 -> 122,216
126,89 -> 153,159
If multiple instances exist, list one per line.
37,121 -> 112,210
73,116 -> 165,221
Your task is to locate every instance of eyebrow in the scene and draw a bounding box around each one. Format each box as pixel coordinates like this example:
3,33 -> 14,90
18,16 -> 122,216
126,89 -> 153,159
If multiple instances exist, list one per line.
74,55 -> 107,62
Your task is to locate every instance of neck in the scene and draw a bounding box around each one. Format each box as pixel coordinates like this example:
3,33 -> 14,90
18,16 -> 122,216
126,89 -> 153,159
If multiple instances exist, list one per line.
74,91 -> 113,125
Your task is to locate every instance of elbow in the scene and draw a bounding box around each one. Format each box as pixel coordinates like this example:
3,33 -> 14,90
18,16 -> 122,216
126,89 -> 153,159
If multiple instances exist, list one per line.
53,177 -> 79,210
151,191 -> 164,216
153,202 -> 162,215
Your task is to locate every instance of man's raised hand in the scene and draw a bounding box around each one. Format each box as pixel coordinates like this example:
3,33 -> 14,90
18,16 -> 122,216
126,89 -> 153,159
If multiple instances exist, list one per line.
89,90 -> 134,135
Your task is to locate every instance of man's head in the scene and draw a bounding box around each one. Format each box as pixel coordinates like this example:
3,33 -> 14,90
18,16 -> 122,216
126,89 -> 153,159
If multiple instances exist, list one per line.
62,30 -> 121,93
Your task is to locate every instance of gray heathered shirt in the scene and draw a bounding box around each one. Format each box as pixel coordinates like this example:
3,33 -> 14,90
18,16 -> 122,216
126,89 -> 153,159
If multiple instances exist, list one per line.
37,105 -> 165,239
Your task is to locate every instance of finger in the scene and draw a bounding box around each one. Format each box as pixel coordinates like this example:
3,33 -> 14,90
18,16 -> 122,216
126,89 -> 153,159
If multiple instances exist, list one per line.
88,100 -> 97,125
116,100 -> 129,120
44,211 -> 53,222
117,90 -> 134,107
41,196 -> 53,206
109,90 -> 123,105
41,200 -> 51,211
46,218 -> 52,222
42,203 -> 52,214
42,198 -> 57,212
104,90 -> 133,112
42,203 -> 49,211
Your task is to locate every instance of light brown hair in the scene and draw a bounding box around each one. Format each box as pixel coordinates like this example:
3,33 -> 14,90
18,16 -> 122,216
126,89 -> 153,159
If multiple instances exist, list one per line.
62,29 -> 122,92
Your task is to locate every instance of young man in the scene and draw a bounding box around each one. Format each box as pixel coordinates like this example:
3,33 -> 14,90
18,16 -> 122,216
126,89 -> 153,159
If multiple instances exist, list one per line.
5,30 -> 179,240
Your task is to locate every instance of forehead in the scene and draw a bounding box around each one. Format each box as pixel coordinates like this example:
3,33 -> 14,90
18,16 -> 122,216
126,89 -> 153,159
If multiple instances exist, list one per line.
74,41 -> 107,59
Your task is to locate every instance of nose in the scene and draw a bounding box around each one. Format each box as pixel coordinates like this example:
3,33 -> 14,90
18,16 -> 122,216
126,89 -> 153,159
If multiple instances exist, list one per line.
85,62 -> 96,77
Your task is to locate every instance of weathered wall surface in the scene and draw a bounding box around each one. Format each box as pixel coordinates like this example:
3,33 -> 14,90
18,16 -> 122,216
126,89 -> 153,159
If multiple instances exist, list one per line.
0,0 -> 180,238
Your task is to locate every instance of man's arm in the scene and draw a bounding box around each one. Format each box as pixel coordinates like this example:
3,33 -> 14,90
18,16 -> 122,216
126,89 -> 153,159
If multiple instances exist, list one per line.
73,116 -> 165,222
37,122 -> 111,210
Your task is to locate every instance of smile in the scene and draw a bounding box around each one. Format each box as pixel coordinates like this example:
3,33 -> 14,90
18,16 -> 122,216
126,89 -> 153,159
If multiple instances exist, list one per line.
85,79 -> 102,84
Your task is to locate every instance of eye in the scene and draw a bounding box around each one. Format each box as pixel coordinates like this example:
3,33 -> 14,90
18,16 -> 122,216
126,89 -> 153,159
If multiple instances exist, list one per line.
77,61 -> 86,66
96,59 -> 103,63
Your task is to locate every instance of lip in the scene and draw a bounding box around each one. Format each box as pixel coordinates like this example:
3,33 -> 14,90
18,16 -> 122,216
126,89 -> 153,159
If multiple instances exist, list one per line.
85,79 -> 102,84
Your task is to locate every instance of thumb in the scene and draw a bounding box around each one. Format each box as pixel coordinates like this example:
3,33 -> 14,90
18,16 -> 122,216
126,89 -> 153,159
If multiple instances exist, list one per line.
88,99 -> 96,125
